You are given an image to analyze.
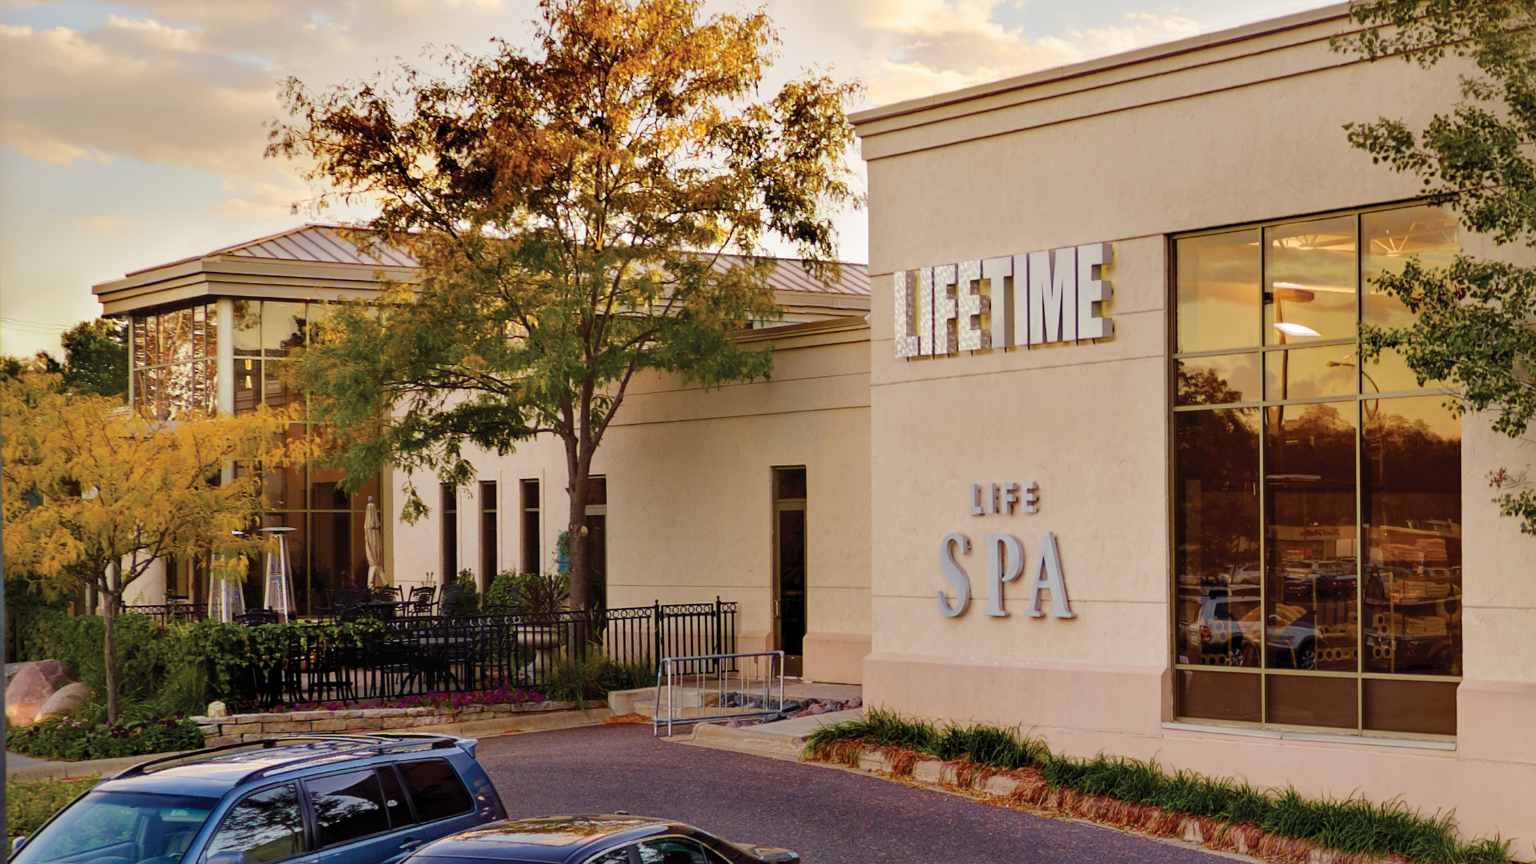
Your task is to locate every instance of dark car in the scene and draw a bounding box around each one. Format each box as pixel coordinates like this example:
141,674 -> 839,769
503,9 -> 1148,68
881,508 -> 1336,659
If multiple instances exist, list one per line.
10,734 -> 506,864
405,815 -> 799,864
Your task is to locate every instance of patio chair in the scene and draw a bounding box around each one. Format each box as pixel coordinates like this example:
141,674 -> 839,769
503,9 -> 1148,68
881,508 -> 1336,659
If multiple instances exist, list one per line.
407,586 -> 437,616
333,585 -> 367,613
372,585 -> 404,603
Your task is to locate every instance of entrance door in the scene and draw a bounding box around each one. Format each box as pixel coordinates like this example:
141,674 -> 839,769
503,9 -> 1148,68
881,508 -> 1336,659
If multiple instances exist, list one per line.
772,467 -> 807,677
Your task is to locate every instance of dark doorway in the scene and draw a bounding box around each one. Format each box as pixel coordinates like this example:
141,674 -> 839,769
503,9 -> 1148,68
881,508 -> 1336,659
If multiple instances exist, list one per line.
773,467 -> 807,677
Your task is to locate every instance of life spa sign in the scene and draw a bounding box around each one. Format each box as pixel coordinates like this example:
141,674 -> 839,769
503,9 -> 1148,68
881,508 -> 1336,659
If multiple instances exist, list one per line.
938,481 -> 1074,621
894,243 -> 1114,358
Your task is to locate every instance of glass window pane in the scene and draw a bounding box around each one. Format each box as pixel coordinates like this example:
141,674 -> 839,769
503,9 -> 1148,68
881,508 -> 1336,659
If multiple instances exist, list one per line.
1176,229 -> 1261,353
774,467 -> 807,500
233,300 -> 261,357
165,362 -> 197,419
206,784 -> 304,864
1174,409 -> 1261,667
204,302 -> 219,360
1176,670 -> 1261,722
1175,354 -> 1260,406
1265,216 -> 1357,345
1363,679 -> 1456,735
308,769 -> 389,848
145,313 -> 161,367
262,301 -> 307,357
586,475 -> 607,506
1264,346 -> 1358,402
1364,396 -> 1461,676
1363,205 -> 1458,328
311,510 -> 366,603
163,308 -> 194,364
520,479 -> 541,574
235,358 -> 261,415
131,317 -> 148,370
264,360 -> 299,410
377,767 -> 414,827
263,427 -> 306,510
397,759 -> 473,822
1367,347 -> 1445,393
1265,402 -> 1357,672
638,839 -> 712,864
310,462 -> 349,510
1265,674 -> 1356,729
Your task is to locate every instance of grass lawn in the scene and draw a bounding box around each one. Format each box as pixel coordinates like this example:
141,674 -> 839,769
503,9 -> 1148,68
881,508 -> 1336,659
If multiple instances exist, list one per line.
7,776 -> 98,839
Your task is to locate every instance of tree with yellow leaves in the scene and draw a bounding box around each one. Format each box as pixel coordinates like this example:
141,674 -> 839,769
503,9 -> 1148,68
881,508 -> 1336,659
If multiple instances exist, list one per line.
1,373 -> 299,722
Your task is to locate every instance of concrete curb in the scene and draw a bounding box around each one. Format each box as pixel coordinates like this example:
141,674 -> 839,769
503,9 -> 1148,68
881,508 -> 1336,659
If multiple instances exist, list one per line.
6,707 -> 612,782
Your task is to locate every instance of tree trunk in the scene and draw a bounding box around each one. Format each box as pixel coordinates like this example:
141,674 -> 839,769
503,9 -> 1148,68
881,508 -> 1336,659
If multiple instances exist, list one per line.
565,468 -> 591,611
103,560 -> 121,725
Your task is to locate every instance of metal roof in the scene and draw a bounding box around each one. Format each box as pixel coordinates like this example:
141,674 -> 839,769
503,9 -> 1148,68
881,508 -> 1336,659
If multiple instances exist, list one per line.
121,225 -> 866,296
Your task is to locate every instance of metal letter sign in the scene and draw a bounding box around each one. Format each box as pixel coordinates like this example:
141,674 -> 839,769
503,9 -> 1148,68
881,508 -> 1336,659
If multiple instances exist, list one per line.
937,482 -> 1075,622
895,242 -> 1114,359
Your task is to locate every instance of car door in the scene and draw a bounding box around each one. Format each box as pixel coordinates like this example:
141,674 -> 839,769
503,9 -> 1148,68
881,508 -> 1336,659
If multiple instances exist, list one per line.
391,757 -> 484,843
200,783 -> 315,864
302,767 -> 417,864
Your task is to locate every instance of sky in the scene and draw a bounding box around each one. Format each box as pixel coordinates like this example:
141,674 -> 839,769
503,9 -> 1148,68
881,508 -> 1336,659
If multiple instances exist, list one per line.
0,0 -> 1332,358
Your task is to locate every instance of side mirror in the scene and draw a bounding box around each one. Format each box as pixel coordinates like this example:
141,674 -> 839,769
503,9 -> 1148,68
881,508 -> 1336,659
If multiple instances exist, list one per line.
749,848 -> 799,864
11,836 -> 28,856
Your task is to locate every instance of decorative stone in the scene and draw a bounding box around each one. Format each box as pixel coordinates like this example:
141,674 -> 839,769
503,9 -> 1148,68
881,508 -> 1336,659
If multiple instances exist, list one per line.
912,760 -> 946,785
310,719 -> 348,732
982,775 -> 1020,797
5,660 -> 72,727
35,682 -> 92,722
207,701 -> 229,718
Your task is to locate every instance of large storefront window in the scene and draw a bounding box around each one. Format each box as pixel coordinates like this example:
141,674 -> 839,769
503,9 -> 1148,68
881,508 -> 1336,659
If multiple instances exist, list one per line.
234,300 -> 378,614
130,303 -> 217,419
1172,203 -> 1461,736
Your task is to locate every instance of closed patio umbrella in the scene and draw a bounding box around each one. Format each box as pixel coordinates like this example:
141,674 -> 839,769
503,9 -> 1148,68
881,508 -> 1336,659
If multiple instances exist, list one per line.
365,497 -> 385,588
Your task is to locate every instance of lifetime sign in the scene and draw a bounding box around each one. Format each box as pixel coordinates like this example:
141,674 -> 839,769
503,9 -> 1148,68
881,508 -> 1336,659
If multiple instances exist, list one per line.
938,481 -> 1074,621
894,243 -> 1114,358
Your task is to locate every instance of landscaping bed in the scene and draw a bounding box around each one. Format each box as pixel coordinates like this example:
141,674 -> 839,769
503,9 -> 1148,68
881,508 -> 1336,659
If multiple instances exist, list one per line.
804,709 -> 1509,864
195,692 -> 579,745
7,707 -> 203,761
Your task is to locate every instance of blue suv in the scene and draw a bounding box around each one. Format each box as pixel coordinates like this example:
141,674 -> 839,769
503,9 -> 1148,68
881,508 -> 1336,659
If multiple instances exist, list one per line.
11,734 -> 505,864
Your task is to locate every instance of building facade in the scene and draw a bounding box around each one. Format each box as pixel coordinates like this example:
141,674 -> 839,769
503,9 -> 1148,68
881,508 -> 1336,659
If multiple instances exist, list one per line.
91,2 -> 1536,844
851,3 -> 1535,847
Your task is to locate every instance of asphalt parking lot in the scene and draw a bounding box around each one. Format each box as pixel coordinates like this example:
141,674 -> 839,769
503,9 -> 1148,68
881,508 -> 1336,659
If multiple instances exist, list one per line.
477,724 -> 1232,863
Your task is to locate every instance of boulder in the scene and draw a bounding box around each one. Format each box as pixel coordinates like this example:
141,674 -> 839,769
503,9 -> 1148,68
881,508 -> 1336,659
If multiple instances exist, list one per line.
35,682 -> 91,722
5,660 -> 72,727
207,701 -> 229,718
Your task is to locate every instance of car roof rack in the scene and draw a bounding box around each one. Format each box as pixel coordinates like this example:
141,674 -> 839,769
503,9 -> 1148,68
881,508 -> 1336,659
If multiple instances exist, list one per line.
113,733 -> 461,782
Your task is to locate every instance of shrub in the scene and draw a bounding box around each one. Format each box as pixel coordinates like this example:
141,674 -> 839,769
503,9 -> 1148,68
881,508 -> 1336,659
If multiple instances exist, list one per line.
7,776 -> 98,839
7,705 -> 204,761
545,654 -> 654,704
804,709 -> 1511,864
440,571 -> 480,617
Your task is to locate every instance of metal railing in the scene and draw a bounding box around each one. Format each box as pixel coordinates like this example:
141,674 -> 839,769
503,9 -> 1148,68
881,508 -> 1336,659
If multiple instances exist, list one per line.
123,603 -> 207,626
220,599 -> 737,709
653,650 -> 786,736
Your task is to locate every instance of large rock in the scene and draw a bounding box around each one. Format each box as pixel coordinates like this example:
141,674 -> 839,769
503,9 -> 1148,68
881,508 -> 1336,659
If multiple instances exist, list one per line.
5,660 -> 72,727
35,682 -> 92,723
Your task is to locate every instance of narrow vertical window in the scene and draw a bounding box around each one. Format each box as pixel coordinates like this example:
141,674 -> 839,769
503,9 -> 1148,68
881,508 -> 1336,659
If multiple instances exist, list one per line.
480,481 -> 497,590
441,482 -> 458,583
773,467 -> 808,678
584,476 -> 607,609
520,479 -> 540,573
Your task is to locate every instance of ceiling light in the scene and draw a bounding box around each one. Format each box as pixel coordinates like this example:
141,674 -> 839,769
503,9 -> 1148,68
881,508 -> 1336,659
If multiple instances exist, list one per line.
1273,322 -> 1321,338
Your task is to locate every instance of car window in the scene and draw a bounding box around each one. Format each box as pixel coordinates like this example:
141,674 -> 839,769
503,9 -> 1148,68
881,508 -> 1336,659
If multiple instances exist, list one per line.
376,766 -> 415,827
396,759 -> 473,822
13,791 -> 216,864
306,770 -> 391,848
636,838 -> 727,864
585,848 -> 634,864
205,784 -> 304,864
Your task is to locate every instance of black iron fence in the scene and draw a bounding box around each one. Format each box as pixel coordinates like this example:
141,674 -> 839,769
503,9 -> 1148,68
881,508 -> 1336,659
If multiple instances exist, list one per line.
226,599 -> 736,709
124,603 -> 207,626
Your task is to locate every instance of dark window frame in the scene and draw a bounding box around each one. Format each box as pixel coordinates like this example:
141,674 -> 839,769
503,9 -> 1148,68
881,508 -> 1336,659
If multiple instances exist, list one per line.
395,758 -> 475,825
1167,201 -> 1463,739
299,767 -> 395,851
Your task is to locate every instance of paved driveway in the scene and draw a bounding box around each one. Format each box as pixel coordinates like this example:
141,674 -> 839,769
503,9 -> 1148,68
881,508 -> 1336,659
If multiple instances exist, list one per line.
477,724 -> 1233,863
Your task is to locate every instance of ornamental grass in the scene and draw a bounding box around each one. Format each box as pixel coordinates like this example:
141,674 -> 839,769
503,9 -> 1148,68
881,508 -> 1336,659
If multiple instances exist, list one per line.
804,709 -> 1509,864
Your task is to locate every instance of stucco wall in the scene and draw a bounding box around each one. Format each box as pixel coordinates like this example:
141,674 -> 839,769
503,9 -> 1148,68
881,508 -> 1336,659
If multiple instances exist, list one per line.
856,5 -> 1536,847
388,322 -> 872,683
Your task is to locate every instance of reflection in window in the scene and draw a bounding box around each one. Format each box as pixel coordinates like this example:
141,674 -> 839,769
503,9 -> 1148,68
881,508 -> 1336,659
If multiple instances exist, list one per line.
308,770 -> 390,848
128,302 -> 217,420
1173,409 -> 1260,668
1364,397 -> 1461,677
1264,216 -> 1357,345
1172,203 -> 1461,737
1176,229 -> 1260,353
1264,402 -> 1357,675
206,784 -> 304,864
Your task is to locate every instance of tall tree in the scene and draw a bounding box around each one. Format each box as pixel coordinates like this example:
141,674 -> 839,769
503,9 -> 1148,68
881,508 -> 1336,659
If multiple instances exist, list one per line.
1337,1 -> 1536,534
1,373 -> 297,722
59,318 -> 129,399
272,0 -> 859,608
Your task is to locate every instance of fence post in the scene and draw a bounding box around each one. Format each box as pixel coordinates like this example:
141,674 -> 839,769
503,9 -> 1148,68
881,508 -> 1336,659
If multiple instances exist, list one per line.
713,596 -> 722,673
653,599 -> 663,672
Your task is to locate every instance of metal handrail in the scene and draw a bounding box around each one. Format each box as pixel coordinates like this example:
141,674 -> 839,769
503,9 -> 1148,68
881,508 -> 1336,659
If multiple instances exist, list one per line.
653,650 -> 786,737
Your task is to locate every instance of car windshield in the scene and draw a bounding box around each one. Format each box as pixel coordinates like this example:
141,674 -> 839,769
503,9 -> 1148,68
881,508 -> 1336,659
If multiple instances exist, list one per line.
13,790 -> 218,864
